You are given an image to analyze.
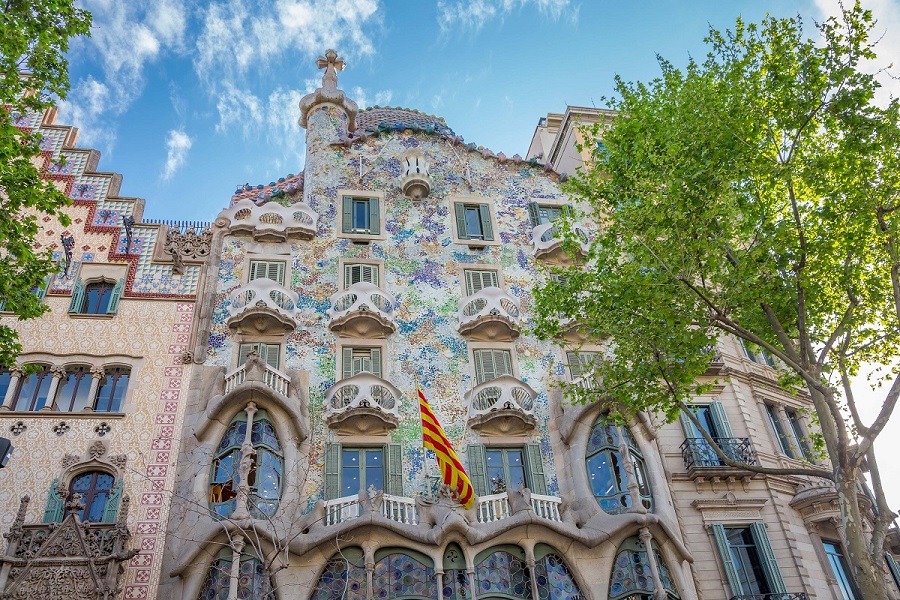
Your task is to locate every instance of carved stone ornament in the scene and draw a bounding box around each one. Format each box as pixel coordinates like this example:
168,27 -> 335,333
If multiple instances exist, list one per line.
52,422 -> 70,436
88,441 -> 107,459
94,422 -> 111,437
107,455 -> 127,470
61,454 -> 80,470
164,225 -> 212,274
9,421 -> 26,436
298,49 -> 359,130
181,351 -> 194,365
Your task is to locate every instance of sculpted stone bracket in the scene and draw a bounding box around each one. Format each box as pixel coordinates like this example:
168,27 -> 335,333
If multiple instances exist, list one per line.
163,225 -> 212,275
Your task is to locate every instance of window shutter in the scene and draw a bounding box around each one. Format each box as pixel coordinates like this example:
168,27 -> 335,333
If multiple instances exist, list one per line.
370,348 -> 382,378
270,262 -> 285,285
454,203 -> 468,239
711,524 -> 743,596
467,444 -> 488,497
495,350 -> 513,378
344,264 -> 355,288
261,344 -> 280,369
238,343 -> 255,365
368,198 -> 380,235
886,553 -> 900,589
478,205 -> 494,241
342,348 -> 353,379
474,350 -> 494,384
43,479 -> 65,523
709,401 -> 734,438
36,276 -> 50,301
362,264 -> 378,286
324,443 -> 342,500
342,196 -> 353,233
465,270 -> 477,296
566,351 -> 582,379
750,522 -> 787,593
385,443 -> 403,496
106,278 -> 124,314
527,202 -> 541,226
524,443 -> 548,495
68,279 -> 85,313
249,261 -> 262,281
102,478 -> 123,523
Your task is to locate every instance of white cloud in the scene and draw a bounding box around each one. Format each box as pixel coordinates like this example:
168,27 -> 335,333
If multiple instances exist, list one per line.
352,86 -> 393,108
216,83 -> 264,136
436,0 -> 572,32
162,129 -> 193,180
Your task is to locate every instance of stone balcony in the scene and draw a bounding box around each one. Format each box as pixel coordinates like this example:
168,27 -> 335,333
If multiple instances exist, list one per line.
221,198 -> 318,242
457,287 -> 521,342
327,282 -> 397,338
224,360 -> 292,397
464,375 -> 538,436
226,278 -> 301,334
324,372 -> 402,434
531,222 -> 589,265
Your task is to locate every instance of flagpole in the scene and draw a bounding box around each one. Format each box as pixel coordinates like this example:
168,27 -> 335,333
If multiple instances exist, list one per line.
416,375 -> 438,499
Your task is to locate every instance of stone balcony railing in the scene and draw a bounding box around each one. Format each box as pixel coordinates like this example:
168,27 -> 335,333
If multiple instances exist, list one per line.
681,437 -> 758,470
464,375 -> 538,436
324,372 -> 402,434
323,492 -> 419,526
531,222 -> 590,265
224,361 -> 292,397
475,492 -> 562,524
327,282 -> 397,338
221,198 -> 318,242
226,278 -> 301,334
457,287 -> 521,342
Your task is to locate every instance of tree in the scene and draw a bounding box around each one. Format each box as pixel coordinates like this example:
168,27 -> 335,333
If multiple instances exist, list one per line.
0,0 -> 91,366
532,4 -> 900,598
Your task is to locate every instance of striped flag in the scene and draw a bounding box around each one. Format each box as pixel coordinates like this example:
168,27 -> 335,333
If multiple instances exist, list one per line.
417,384 -> 475,509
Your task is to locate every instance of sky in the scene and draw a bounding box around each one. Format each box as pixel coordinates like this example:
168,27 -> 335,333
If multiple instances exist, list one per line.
60,0 -> 900,508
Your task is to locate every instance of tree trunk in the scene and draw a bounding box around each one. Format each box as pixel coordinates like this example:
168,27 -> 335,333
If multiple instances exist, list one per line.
837,473 -> 888,600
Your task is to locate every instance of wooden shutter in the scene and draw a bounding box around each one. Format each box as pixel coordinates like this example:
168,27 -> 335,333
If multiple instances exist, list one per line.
43,479 -> 65,523
345,264 -> 378,288
711,524 -> 743,596
342,196 -> 353,233
35,276 -> 50,301
465,270 -> 497,295
368,198 -> 380,235
527,201 -> 541,226
249,261 -> 262,281
102,478 -> 123,523
467,444 -> 488,497
238,343 -> 255,365
478,205 -> 494,241
475,350 -> 512,384
106,278 -> 124,314
750,522 -> 787,593
369,348 -> 382,378
454,203 -> 468,239
385,443 -> 403,496
342,347 -> 353,379
566,351 -> 582,379
495,350 -> 512,377
525,443 -> 548,495
68,279 -> 85,313
250,261 -> 284,285
709,401 -> 734,438
324,443 -> 342,500
260,344 -> 280,369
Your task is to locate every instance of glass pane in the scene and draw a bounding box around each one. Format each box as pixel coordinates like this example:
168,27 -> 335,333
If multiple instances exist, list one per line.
824,542 -> 859,600
86,491 -> 108,522
465,206 -> 483,239
507,450 -> 526,490
727,527 -> 769,595
85,284 -> 112,314
539,205 -> 563,224
0,371 -> 10,400
213,452 -> 236,483
14,371 -> 51,411
365,450 -> 383,492
342,449 -> 360,495
251,419 -> 280,450
352,199 -> 369,231
587,452 -> 618,496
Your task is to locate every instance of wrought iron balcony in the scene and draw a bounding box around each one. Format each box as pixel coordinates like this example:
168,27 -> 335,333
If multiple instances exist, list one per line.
324,372 -> 402,434
681,437 -> 758,470
327,282 -> 397,338
221,198 -> 318,242
531,222 -> 589,265
224,360 -> 291,397
457,287 -> 521,342
731,594 -> 809,600
464,375 -> 538,436
226,278 -> 301,333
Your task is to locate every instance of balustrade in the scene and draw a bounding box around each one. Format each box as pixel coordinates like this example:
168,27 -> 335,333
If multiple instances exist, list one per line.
327,282 -> 397,338
226,278 -> 301,333
531,221 -> 589,264
222,198 -> 318,242
464,375 -> 537,435
457,287 -> 521,341
324,373 -> 402,434
223,362 -> 291,396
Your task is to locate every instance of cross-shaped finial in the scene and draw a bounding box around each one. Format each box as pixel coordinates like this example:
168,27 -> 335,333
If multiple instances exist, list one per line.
316,49 -> 345,91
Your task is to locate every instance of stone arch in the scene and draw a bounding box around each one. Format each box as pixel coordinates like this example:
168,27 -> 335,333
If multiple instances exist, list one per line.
609,534 -> 681,600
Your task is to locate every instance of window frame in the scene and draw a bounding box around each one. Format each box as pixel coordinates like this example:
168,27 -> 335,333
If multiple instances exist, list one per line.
55,365 -> 94,412
12,365 -> 54,411
339,258 -> 384,290
449,196 -> 500,247
765,403 -> 796,458
337,189 -> 386,242
237,342 -> 282,370
784,407 -> 813,460
337,340 -> 388,381
247,259 -> 286,286
460,266 -> 501,297
94,366 -> 131,413
823,540 -> 861,600
68,470 -> 116,523
469,344 -> 517,385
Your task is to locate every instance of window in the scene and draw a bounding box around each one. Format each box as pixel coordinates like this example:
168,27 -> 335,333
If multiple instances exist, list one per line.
323,443 -> 403,500
12,365 -> 53,411
341,448 -> 384,496
453,202 -> 494,242
466,443 -> 547,496
0,367 -> 12,401
341,195 -> 381,236
565,351 -> 598,380
209,410 -> 283,519
68,278 -> 124,315
766,404 -> 795,458
824,541 -> 860,600
740,340 -> 777,367
94,367 -> 129,412
785,408 -> 812,460
586,417 -> 652,513
527,201 -> 570,226
198,548 -> 275,599
56,366 -> 94,412
609,537 -> 680,599
712,523 -> 786,597
463,269 -> 499,296
472,349 -> 513,384
342,346 -> 382,379
68,471 -> 117,523
344,263 -> 379,288
238,343 -> 280,369
680,402 -> 734,467
485,448 -> 527,494
248,260 -> 285,285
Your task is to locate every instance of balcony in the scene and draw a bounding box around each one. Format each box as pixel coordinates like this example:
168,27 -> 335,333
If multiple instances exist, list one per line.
226,278 -> 301,333
224,360 -> 292,397
464,375 -> 538,436
457,287 -> 521,342
531,222 -> 589,265
222,198 -> 318,242
327,282 -> 397,338
324,373 -> 402,434
681,437 -> 758,480
731,595 -> 809,600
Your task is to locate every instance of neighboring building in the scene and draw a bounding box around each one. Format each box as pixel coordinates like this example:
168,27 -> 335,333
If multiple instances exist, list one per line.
2,51 -> 900,600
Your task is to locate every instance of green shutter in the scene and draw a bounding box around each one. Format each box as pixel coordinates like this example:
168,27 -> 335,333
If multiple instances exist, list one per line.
261,344 -> 280,369
495,350 -> 513,377
709,401 -> 734,438
35,276 -> 50,301
368,198 -> 380,235
342,348 -> 353,379
566,352 -> 582,379
750,522 -> 787,593
68,279 -> 85,313
342,196 -> 353,233
474,350 -> 494,384
478,205 -> 493,241
362,264 -> 378,285
106,278 -> 124,314
385,443 -> 403,496
712,524 -> 743,596
370,348 -> 382,378
238,343 -> 255,365
344,264 -> 356,288
454,203 -> 468,239
886,553 -> 900,590
102,479 -> 123,523
525,443 -> 548,495
272,262 -> 285,285
527,202 -> 541,226
43,479 -> 65,523
467,444 -> 488,497
324,443 -> 342,500
464,270 -> 497,295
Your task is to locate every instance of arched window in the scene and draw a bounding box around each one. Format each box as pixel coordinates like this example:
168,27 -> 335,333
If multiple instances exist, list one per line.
533,544 -> 583,600
12,365 -> 53,411
209,408 -> 283,519
372,548 -> 438,599
95,367 -> 130,412
473,546 -> 531,598
585,416 -> 652,514
311,548 -> 368,600
68,278 -> 124,315
56,365 -> 93,412
609,536 -> 680,600
68,471 -> 116,523
197,547 -> 275,599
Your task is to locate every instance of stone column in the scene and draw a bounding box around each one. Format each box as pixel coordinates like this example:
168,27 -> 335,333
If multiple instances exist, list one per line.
227,534 -> 245,600
0,366 -> 24,409
231,402 -> 258,520
620,426 -> 647,513
86,366 -> 105,411
43,366 -> 67,410
639,527 -> 667,600
365,559 -> 374,600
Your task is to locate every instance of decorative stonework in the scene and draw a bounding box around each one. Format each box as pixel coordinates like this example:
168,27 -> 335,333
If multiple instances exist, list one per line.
9,422 -> 25,436
52,422 -> 70,436
298,49 -> 359,131
163,225 -> 212,275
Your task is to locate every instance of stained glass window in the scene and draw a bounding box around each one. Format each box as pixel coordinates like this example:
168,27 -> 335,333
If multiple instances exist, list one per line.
534,552 -> 583,600
586,416 -> 653,514
311,551 -> 368,600
609,537 -> 680,600
373,551 -> 438,598
197,551 -> 275,600
473,549 -> 531,598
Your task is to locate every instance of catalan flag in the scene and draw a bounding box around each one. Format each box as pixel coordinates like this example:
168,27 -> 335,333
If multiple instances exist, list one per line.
417,384 -> 475,509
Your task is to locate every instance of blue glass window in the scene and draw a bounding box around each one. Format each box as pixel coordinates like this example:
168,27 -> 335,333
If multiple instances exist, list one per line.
586,417 -> 652,513
69,471 -> 114,523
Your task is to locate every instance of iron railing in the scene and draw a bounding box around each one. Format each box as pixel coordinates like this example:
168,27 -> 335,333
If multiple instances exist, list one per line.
731,594 -> 808,600
142,218 -> 212,234
681,437 -> 758,469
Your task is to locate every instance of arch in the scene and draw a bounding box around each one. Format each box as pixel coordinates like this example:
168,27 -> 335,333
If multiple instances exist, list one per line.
310,548 -> 368,600
609,536 -> 680,600
197,546 -> 275,599
585,414 -> 653,514
533,544 -> 584,600
372,549 -> 438,599
472,546 -> 530,599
